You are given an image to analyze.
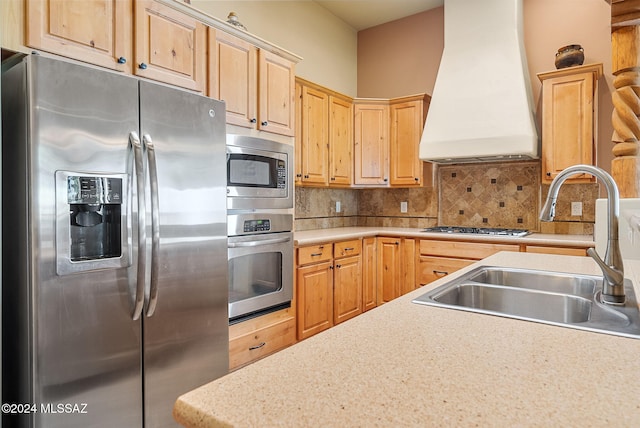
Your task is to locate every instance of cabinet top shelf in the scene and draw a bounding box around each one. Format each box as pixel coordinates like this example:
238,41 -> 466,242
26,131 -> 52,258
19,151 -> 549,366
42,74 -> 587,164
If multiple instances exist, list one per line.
157,0 -> 303,63
537,62 -> 604,81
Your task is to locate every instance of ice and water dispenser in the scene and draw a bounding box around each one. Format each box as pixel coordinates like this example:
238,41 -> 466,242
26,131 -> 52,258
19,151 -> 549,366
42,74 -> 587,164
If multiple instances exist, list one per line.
56,171 -> 129,275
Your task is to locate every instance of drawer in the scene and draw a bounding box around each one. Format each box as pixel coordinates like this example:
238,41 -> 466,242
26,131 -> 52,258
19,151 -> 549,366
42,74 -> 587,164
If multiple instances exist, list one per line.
417,256 -> 475,286
334,239 -> 362,258
229,316 -> 296,371
525,245 -> 588,256
419,240 -> 520,259
298,244 -> 333,265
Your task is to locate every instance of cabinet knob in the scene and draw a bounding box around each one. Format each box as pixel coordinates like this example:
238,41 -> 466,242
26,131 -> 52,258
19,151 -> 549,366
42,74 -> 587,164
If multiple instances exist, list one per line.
117,57 -> 127,64
304,175 -> 309,179
330,177 -> 335,181
250,118 -> 257,123
296,173 -> 302,178
414,177 -> 419,181
261,121 -> 268,126
383,178 -> 388,182
336,264 -> 342,268
395,241 -> 399,245
546,172 -> 551,177
139,63 -> 148,70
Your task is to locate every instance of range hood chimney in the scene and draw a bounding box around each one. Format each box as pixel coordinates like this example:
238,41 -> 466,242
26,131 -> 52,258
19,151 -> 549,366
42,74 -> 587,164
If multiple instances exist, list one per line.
419,0 -> 539,164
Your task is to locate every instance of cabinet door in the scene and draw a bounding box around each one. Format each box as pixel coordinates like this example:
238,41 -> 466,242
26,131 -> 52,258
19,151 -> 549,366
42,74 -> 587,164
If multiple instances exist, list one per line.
400,238 -> 416,295
333,255 -> 362,324
300,85 -> 329,185
329,96 -> 353,186
390,100 -> 424,186
525,246 -> 588,256
297,262 -> 334,340
210,30 -> 257,127
362,237 -> 377,312
376,238 -> 401,305
135,0 -> 206,92
295,81 -> 304,184
354,103 -> 389,185
27,0 -> 132,73
258,50 -> 296,136
541,71 -> 595,183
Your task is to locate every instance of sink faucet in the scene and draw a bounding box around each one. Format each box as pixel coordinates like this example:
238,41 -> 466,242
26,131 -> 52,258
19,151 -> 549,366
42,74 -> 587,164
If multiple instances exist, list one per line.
540,164 -> 625,305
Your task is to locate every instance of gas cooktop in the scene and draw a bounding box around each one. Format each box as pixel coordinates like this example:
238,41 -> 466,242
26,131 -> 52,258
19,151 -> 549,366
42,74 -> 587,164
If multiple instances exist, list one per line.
423,226 -> 530,237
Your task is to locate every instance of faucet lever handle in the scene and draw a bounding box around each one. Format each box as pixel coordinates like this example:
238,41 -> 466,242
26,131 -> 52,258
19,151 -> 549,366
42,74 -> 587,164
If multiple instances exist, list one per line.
587,248 -> 625,304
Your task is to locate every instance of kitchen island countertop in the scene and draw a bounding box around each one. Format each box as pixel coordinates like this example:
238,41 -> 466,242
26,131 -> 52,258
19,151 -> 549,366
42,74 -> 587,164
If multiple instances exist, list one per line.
293,226 -> 595,248
173,252 -> 640,427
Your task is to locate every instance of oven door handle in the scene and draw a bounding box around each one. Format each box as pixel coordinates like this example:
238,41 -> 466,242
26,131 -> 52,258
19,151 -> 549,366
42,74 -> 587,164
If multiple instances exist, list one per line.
228,237 -> 291,248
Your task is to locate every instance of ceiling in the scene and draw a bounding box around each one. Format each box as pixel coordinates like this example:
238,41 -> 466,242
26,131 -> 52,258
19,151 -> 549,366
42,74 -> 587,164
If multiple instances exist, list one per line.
314,0 -> 444,31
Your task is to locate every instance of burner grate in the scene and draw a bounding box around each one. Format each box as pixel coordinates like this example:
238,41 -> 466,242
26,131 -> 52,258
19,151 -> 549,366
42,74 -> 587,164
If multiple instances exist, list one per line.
423,226 -> 529,237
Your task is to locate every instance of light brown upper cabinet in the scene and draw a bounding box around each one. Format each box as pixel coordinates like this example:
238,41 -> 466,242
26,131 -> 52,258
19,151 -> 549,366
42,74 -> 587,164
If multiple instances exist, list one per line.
27,0 -> 206,91
135,0 -> 206,92
328,96 -> 354,186
299,83 -> 330,185
354,99 -> 390,186
296,78 -> 353,187
537,63 -> 603,183
389,94 -> 432,187
211,30 -> 295,136
354,94 -> 431,187
26,0 -> 133,74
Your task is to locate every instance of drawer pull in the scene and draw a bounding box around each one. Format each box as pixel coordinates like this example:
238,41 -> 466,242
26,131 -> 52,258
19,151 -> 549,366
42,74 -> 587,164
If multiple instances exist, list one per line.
433,270 -> 449,277
344,247 -> 355,251
310,252 -> 323,257
249,342 -> 266,351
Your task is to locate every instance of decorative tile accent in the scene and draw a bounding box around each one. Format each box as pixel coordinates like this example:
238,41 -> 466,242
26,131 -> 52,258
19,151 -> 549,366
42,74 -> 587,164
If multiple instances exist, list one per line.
439,161 -> 541,230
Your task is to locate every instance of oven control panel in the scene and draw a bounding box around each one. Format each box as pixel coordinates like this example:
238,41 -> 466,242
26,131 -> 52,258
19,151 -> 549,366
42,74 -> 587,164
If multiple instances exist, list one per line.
228,213 -> 293,237
244,219 -> 271,233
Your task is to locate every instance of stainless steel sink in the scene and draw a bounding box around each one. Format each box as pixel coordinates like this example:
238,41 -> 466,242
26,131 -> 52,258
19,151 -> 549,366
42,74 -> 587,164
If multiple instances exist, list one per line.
413,266 -> 640,339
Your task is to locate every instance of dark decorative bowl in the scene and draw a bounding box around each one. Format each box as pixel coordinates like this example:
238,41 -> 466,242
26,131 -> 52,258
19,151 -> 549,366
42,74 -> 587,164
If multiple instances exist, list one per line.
555,44 -> 584,69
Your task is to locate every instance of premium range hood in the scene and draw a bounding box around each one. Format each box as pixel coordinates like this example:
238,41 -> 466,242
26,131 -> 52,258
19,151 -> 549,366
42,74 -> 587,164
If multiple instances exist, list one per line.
419,0 -> 539,164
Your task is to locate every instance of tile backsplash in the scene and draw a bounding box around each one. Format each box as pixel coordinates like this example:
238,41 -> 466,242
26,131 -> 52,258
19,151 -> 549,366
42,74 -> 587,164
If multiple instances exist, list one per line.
439,162 -> 540,230
295,161 -> 597,234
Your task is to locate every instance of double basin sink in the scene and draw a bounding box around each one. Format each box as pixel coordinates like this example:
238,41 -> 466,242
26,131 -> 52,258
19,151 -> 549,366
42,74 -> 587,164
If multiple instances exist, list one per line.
413,266 -> 640,339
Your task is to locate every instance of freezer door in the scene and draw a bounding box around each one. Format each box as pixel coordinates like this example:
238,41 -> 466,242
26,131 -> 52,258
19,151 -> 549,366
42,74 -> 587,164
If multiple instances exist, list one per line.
139,81 -> 229,427
2,55 -> 143,428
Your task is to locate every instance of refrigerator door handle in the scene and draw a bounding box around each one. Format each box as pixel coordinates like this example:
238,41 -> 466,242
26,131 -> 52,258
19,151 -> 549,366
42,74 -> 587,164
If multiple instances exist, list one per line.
130,131 -> 146,321
143,133 -> 160,318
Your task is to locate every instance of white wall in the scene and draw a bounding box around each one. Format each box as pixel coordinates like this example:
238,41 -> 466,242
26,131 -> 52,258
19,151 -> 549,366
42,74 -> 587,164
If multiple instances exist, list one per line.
190,0 -> 358,96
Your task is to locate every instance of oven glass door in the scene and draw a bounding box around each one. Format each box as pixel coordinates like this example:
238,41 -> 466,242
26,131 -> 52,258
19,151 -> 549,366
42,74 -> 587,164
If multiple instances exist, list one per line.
228,232 -> 293,320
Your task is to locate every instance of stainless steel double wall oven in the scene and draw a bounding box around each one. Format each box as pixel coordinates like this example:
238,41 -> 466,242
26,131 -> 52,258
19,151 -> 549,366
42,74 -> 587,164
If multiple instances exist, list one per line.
226,135 -> 294,322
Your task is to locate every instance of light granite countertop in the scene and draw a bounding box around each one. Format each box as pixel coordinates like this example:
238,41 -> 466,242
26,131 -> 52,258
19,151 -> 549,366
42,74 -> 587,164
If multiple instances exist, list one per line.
173,252 -> 640,427
293,226 -> 595,248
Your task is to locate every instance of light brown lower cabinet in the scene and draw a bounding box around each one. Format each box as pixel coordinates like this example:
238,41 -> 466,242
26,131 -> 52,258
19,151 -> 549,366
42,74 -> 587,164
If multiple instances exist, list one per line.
333,240 -> 363,325
293,235 -> 593,345
417,239 -> 520,286
417,256 -> 475,285
376,237 -> 416,305
362,237 -> 377,312
297,261 -> 334,340
297,239 -> 365,340
525,245 -> 588,256
228,306 -> 296,371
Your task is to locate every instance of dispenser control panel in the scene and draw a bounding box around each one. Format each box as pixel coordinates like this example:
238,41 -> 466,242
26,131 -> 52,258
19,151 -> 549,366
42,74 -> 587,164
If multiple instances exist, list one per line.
67,176 -> 123,204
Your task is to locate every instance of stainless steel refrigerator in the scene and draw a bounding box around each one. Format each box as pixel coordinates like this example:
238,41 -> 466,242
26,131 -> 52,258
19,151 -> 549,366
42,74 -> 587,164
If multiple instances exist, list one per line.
2,54 -> 229,427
